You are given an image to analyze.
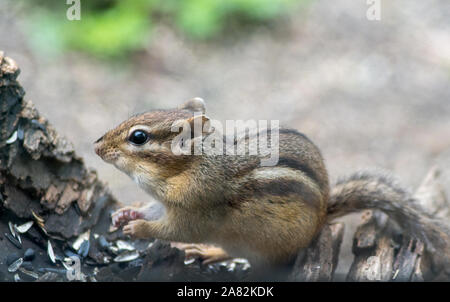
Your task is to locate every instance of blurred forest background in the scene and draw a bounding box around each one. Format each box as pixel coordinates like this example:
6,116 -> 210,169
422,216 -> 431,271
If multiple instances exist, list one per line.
1,0 -> 449,277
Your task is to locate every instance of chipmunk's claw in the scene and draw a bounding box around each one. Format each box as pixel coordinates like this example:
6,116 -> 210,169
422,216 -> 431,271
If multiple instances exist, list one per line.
112,207 -> 144,227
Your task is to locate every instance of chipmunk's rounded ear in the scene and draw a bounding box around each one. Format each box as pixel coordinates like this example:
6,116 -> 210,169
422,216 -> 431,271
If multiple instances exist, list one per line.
186,114 -> 210,128
172,114 -> 213,136
178,97 -> 206,114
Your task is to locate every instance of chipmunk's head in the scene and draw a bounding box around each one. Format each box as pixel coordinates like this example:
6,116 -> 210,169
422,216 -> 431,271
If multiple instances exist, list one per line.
94,98 -> 209,196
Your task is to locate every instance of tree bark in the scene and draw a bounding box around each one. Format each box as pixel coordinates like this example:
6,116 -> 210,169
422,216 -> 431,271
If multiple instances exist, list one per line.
347,166 -> 450,281
0,52 -> 120,281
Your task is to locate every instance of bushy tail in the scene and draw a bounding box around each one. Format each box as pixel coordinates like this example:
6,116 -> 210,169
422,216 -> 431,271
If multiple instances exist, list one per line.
327,171 -> 450,256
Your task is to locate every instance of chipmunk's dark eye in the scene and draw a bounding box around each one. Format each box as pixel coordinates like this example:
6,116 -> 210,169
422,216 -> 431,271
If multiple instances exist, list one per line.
128,130 -> 149,145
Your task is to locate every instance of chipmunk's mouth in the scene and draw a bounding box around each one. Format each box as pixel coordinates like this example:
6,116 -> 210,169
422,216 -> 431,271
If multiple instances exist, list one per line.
102,153 -> 119,164
94,143 -> 102,157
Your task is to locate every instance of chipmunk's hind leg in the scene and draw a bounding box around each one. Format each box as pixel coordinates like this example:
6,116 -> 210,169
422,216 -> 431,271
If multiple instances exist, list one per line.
172,243 -> 231,265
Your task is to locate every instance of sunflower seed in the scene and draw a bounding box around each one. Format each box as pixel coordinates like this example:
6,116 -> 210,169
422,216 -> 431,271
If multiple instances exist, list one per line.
19,267 -> 39,279
31,210 -> 45,225
77,240 -> 90,258
6,130 -> 18,144
61,259 -> 73,270
14,274 -> 21,282
21,261 -> 34,271
8,257 -> 23,272
47,240 -> 56,264
64,249 -> 79,258
15,221 -> 34,233
108,246 -> 119,255
393,269 -> 399,280
113,250 -> 140,262
72,230 -> 90,251
39,225 -> 49,236
38,267 -> 67,274
227,262 -> 236,272
16,232 -> 22,245
5,233 -> 22,249
8,221 -> 17,238
98,235 -> 110,250
234,258 -> 251,271
17,127 -> 24,140
8,223 -> 23,247
116,240 -> 135,252
24,248 -> 35,261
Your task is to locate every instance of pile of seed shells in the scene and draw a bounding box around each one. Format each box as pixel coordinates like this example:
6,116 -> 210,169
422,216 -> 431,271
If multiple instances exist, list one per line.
2,211 -> 251,282
2,212 -> 143,282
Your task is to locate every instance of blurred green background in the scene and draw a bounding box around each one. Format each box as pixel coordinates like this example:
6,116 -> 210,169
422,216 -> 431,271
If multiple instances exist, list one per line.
24,0 -> 306,58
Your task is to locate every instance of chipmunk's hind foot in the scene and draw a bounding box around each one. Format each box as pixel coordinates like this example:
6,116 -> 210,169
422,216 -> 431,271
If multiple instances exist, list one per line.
172,243 -> 231,265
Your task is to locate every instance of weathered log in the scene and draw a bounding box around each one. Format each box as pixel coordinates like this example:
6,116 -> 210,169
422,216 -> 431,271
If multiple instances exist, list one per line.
348,166 -> 450,282
392,238 -> 424,282
288,222 -> 344,281
0,52 -> 120,281
347,211 -> 396,281
0,52 -> 117,241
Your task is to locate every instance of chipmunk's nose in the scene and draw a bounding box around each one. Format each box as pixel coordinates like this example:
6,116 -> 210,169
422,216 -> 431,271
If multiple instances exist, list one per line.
94,135 -> 104,144
94,136 -> 104,156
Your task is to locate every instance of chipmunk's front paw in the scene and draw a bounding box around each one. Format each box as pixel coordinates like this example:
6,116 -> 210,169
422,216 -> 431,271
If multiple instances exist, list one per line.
123,219 -> 151,239
112,207 -> 144,227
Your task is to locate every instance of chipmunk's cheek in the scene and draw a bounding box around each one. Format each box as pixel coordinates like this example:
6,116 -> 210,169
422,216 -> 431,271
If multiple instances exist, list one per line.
114,156 -> 141,179
100,150 -> 120,164
113,156 -> 129,171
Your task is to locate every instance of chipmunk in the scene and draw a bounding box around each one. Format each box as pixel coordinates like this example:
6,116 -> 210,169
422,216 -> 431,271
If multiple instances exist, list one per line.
94,98 -> 450,273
